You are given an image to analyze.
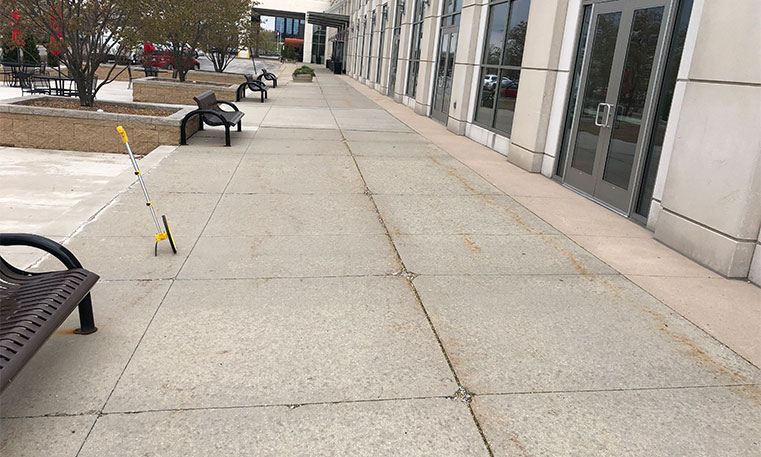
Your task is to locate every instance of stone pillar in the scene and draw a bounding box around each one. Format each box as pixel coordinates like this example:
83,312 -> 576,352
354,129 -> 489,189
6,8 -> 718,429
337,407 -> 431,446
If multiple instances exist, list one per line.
303,23 -> 314,63
446,0 -> 488,135
506,0 -> 569,172
653,0 -> 761,278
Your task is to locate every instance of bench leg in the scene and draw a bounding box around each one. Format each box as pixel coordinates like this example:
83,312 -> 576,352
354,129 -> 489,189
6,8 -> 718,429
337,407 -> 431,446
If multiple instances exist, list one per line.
74,293 -> 98,335
238,120 -> 242,132
225,125 -> 231,147
198,114 -> 204,131
260,91 -> 264,103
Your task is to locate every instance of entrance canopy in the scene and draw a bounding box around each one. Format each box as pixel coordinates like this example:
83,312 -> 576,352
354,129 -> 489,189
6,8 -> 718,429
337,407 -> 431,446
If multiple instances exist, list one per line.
306,12 -> 349,30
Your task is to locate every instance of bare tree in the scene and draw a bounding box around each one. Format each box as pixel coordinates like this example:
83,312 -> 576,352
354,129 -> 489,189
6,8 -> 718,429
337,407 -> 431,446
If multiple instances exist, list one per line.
199,0 -> 257,73
1,0 -> 138,107
137,0 -> 211,81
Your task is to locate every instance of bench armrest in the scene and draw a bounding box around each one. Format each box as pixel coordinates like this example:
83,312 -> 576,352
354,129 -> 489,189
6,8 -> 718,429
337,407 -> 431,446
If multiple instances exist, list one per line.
216,99 -> 239,112
0,233 -> 84,272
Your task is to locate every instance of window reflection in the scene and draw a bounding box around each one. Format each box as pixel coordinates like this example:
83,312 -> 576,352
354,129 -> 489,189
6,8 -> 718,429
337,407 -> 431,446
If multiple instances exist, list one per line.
474,0 -> 531,137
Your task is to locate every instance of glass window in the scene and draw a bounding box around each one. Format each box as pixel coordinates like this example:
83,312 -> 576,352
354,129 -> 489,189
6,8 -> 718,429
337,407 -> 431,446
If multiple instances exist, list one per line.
377,4 -> 388,82
473,0 -> 531,137
368,12 -> 376,79
635,0 -> 694,216
406,0 -> 426,97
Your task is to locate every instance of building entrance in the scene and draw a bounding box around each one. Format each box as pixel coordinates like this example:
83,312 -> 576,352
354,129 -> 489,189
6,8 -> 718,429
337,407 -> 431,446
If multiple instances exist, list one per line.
562,0 -> 674,215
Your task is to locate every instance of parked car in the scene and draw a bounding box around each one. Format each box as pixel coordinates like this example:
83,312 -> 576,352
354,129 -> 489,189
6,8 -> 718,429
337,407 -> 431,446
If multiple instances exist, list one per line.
146,51 -> 200,71
499,77 -> 519,98
483,73 -> 498,90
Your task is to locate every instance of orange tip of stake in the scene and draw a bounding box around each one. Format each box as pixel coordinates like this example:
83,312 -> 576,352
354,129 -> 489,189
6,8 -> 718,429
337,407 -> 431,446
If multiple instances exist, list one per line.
116,126 -> 129,143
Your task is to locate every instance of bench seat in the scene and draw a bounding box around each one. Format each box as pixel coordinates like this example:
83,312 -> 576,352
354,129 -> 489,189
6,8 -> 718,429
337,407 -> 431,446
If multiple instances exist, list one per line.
0,234 -> 99,391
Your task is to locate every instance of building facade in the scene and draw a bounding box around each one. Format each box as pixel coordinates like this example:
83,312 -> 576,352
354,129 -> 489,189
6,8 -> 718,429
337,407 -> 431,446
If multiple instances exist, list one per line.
327,0 -> 761,285
255,0 -> 332,63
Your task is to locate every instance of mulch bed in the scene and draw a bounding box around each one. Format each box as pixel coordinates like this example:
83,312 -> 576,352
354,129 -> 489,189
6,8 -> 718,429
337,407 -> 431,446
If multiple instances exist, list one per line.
22,98 -> 174,117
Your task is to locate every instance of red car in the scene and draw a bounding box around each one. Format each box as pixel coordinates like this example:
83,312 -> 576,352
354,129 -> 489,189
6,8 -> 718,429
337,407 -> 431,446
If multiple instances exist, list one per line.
146,51 -> 200,71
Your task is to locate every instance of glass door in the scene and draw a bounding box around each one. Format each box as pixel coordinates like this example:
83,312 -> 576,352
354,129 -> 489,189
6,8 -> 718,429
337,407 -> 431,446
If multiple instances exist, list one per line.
431,25 -> 458,123
563,0 -> 671,213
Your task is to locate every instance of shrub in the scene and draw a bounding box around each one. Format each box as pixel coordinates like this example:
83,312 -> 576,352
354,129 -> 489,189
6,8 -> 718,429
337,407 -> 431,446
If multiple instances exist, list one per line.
293,65 -> 314,76
47,49 -> 60,67
22,36 -> 41,64
282,45 -> 297,61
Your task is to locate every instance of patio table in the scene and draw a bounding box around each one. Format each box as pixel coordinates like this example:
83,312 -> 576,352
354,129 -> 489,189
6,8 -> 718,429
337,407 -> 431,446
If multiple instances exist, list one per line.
31,74 -> 76,97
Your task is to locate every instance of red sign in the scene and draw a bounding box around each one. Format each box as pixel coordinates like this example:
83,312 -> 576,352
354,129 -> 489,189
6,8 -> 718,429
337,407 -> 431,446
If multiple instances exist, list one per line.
143,42 -> 155,54
10,10 -> 24,48
49,9 -> 63,57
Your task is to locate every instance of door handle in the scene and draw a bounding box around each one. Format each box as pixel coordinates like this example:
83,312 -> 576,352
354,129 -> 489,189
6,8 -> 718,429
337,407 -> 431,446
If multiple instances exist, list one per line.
604,103 -> 617,128
594,103 -> 606,127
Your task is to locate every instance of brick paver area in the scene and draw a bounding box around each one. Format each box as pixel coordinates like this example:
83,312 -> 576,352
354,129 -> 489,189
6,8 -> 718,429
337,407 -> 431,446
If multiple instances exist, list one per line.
1,68 -> 759,456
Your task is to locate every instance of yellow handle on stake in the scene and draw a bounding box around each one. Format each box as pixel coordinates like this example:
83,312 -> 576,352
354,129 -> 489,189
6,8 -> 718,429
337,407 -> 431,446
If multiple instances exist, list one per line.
116,125 -> 129,143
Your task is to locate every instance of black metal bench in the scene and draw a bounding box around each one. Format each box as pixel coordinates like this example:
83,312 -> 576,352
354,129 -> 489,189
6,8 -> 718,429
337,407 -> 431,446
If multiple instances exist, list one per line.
257,68 -> 278,88
236,74 -> 268,102
180,90 -> 244,147
0,233 -> 99,392
144,66 -> 158,77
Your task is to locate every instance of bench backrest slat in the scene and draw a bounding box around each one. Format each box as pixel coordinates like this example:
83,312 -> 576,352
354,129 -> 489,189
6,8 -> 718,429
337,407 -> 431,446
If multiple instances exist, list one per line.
193,90 -> 219,111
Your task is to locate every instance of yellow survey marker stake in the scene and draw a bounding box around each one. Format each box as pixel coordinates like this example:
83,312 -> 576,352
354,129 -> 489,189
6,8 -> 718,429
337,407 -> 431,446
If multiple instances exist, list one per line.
116,126 -> 177,256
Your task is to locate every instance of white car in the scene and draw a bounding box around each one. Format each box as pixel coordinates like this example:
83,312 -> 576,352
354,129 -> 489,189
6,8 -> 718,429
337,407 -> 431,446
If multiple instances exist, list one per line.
483,74 -> 498,90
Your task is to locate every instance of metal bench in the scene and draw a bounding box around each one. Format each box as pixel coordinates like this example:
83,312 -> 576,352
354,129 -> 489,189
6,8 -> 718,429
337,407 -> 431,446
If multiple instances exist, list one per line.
0,233 -> 99,392
144,66 -> 158,77
257,68 -> 278,88
180,90 -> 244,147
236,74 -> 268,102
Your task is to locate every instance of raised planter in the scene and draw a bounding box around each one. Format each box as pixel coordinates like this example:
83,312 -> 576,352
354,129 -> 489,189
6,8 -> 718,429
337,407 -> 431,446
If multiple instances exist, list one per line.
0,96 -> 200,154
292,74 -> 314,83
132,77 -> 240,105
183,70 -> 248,85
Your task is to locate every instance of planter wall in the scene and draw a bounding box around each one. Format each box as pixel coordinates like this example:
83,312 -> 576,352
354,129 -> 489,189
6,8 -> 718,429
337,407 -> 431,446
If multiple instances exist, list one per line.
0,96 -> 200,154
183,70 -> 249,85
292,74 -> 314,83
132,77 -> 239,105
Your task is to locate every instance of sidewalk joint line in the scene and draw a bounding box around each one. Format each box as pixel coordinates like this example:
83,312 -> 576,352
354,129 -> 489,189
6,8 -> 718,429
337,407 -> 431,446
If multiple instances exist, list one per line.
318,77 -> 495,457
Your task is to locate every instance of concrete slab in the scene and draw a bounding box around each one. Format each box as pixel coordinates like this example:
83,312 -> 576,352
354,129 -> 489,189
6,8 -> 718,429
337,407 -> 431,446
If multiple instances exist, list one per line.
143,151 -> 242,193
414,275 -> 760,394
356,156 -> 502,196
0,415 -> 96,457
181,129 -> 256,152
178,234 -> 399,279
395,234 -> 616,276
515,195 -> 655,238
78,190 -> 219,239
374,194 -> 559,236
245,138 -> 348,156
270,96 -> 330,107
473,387 -> 761,457
261,107 -> 338,130
254,127 -> 343,141
630,275 -> 761,368
205,194 -> 385,236
85,399 -> 487,456
226,155 -> 365,194
332,108 -> 412,132
38,235 -> 190,280
342,130 -> 430,143
346,140 -> 450,157
105,277 -> 455,411
0,280 -> 171,417
0,148 -> 131,235
571,235 -> 722,278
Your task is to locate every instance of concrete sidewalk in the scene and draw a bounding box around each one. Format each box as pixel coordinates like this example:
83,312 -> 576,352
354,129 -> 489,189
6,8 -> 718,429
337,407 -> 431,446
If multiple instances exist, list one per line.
1,67 -> 759,456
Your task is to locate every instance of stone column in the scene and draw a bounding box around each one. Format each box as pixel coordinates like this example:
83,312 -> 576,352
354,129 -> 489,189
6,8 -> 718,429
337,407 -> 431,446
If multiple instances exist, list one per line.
653,0 -> 761,278
506,0 -> 569,172
446,0 -> 488,135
